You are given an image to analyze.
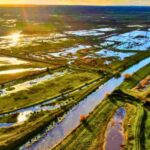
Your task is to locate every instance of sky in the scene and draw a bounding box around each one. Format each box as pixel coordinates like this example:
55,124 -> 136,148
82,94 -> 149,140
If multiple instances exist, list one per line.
0,0 -> 149,6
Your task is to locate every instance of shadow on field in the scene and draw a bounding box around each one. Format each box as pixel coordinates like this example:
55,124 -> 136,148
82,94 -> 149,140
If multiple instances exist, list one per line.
82,121 -> 93,132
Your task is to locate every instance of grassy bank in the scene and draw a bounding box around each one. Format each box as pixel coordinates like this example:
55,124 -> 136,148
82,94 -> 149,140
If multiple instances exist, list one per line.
120,64 -> 150,90
144,109 -> 150,150
123,104 -> 144,150
0,79 -> 103,150
0,71 -> 101,113
53,99 -> 122,150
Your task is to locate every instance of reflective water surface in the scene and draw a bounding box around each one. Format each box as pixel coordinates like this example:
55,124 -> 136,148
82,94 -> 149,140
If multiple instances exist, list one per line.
20,57 -> 150,150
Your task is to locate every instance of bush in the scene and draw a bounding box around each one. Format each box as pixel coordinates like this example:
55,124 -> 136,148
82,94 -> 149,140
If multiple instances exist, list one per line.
105,92 -> 111,97
124,74 -> 132,79
80,114 -> 86,122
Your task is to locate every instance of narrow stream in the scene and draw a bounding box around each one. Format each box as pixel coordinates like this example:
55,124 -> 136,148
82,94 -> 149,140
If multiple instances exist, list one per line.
104,107 -> 126,150
0,71 -> 66,96
19,57 -> 150,150
0,76 -> 101,119
0,123 -> 14,128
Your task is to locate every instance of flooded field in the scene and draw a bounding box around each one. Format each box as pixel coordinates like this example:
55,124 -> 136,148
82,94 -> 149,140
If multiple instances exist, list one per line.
50,45 -> 91,57
0,71 -> 65,96
104,108 -> 126,150
65,27 -> 116,36
19,56 -> 150,150
0,5 -> 150,150
0,55 -> 29,66
0,32 -> 67,49
105,30 -> 150,51
95,49 -> 136,60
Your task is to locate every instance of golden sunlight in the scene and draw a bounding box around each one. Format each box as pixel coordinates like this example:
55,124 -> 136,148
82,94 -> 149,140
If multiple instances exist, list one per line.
6,31 -> 22,46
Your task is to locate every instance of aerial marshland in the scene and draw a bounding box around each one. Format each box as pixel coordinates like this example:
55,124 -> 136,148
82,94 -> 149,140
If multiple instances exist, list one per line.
0,6 -> 150,150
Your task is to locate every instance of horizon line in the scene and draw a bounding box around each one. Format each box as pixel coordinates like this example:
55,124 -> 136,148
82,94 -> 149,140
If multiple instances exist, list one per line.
0,4 -> 149,7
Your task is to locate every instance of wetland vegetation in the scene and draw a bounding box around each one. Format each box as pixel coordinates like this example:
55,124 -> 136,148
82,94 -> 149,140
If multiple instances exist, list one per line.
0,5 -> 150,150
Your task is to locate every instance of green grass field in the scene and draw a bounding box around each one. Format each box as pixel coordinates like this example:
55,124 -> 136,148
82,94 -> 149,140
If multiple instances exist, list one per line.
53,99 -> 120,150
0,71 -> 101,113
0,79 -> 103,150
0,7 -> 150,150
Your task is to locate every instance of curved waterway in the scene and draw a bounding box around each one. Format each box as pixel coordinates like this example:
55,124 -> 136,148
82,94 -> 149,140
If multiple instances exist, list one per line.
18,57 -> 150,150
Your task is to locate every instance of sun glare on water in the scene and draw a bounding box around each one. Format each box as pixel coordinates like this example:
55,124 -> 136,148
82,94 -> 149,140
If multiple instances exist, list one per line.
17,111 -> 33,123
7,31 -> 22,46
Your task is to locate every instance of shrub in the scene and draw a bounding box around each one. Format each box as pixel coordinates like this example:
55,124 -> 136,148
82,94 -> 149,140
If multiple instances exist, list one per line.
105,92 -> 111,97
124,74 -> 132,79
80,114 -> 86,122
